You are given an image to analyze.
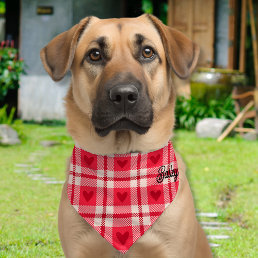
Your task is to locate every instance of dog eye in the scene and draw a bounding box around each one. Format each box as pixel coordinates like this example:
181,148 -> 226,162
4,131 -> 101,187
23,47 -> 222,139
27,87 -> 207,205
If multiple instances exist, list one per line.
89,49 -> 102,62
142,47 -> 155,59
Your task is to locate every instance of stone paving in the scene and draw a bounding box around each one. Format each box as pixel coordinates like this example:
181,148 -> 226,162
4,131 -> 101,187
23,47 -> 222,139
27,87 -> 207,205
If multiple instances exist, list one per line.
14,150 -> 64,185
197,213 -> 231,248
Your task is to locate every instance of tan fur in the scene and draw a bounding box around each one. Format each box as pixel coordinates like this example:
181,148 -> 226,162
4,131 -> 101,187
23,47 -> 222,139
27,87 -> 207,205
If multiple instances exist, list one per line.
41,14 -> 212,257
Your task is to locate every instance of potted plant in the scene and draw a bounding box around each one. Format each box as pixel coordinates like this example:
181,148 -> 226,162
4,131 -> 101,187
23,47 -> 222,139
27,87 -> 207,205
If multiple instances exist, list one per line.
190,68 -> 247,103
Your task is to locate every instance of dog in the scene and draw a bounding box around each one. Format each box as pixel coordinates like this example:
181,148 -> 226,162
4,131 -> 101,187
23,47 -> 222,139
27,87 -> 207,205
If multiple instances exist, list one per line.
40,14 -> 212,258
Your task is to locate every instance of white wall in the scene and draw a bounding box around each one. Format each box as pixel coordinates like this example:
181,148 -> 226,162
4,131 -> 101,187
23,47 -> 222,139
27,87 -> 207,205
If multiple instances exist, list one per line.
19,0 -> 124,121
19,75 -> 69,121
19,0 -> 72,121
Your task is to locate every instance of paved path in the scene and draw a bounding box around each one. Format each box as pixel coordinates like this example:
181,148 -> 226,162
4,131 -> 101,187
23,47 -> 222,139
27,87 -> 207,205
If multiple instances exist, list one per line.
14,150 -> 64,185
197,213 -> 231,248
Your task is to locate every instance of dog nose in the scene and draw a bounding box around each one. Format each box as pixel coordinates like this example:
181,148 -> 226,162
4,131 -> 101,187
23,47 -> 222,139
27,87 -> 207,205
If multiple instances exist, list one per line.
109,85 -> 139,110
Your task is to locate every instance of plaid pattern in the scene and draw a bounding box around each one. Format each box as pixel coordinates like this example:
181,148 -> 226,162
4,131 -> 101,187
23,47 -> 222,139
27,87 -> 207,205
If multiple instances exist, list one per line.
67,141 -> 179,253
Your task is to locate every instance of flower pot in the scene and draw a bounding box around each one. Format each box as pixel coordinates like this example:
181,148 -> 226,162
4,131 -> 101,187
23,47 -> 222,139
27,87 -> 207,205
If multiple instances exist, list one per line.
190,68 -> 247,102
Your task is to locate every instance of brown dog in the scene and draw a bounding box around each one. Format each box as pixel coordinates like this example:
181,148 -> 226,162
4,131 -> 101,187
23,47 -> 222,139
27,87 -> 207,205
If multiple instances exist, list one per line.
40,15 -> 212,258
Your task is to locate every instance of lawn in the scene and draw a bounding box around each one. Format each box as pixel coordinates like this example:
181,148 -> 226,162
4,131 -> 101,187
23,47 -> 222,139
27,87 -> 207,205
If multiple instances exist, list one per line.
0,124 -> 257,257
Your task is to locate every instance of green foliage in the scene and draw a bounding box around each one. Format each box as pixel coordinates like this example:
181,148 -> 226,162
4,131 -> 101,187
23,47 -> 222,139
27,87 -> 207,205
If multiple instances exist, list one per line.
142,0 -> 153,14
175,96 -> 237,130
141,0 -> 168,24
0,1 -> 5,15
158,2 -> 168,25
0,44 -> 25,101
0,104 -> 16,124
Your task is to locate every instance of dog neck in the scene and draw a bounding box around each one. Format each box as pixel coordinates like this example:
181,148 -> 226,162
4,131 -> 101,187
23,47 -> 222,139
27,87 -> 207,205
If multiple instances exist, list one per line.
65,86 -> 175,155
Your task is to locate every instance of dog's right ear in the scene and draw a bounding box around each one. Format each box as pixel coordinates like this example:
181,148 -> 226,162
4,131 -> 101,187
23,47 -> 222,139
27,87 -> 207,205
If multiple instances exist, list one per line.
147,14 -> 199,79
40,17 -> 91,81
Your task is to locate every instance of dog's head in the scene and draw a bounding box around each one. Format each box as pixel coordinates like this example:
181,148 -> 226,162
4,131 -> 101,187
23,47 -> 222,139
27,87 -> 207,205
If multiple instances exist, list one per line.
40,15 -> 199,152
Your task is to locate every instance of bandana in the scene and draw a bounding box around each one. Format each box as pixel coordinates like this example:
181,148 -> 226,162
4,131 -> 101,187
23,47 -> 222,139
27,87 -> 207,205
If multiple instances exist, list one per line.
67,141 -> 179,253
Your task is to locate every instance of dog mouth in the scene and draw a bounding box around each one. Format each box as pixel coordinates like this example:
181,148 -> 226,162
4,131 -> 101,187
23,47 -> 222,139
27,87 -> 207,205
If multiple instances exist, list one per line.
95,117 -> 151,137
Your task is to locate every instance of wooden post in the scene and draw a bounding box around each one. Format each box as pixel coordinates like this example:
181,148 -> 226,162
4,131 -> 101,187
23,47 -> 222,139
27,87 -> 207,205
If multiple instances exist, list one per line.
217,100 -> 254,142
248,0 -> 258,134
239,0 -> 247,72
234,128 -> 256,133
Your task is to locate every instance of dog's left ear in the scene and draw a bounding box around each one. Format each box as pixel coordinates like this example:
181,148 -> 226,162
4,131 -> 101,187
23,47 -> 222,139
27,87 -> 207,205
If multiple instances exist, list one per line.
147,15 -> 200,79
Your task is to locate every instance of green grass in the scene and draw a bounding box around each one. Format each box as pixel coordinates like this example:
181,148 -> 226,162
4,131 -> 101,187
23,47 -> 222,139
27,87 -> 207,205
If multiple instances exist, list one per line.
0,125 -> 72,257
173,131 -> 258,257
0,124 -> 257,257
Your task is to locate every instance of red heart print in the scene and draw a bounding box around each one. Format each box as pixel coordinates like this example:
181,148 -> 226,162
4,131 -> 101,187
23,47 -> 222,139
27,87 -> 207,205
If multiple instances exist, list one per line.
117,192 -> 127,202
116,231 -> 129,245
84,156 -> 94,166
150,154 -> 160,164
151,190 -> 161,201
117,160 -> 128,168
83,191 -> 93,202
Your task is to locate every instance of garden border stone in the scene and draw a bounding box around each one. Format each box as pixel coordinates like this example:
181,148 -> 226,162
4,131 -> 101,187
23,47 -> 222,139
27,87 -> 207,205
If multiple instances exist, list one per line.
0,124 -> 21,145
196,118 -> 232,138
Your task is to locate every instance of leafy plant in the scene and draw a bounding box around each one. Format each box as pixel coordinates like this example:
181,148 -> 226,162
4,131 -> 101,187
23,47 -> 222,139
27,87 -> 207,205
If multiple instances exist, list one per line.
175,96 -> 237,130
0,104 -> 16,124
0,41 -> 25,101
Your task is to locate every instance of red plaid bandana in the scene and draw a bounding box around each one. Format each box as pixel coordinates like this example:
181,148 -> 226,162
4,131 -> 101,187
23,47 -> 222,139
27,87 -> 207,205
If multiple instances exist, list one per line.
67,141 -> 179,253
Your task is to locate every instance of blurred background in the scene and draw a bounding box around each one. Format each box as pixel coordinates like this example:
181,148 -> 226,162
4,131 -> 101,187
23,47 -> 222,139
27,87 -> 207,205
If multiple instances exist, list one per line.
0,0 -> 257,257
0,0 -> 257,123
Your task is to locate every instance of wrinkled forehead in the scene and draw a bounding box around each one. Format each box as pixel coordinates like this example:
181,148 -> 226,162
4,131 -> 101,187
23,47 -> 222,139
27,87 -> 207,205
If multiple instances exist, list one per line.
77,16 -> 163,50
